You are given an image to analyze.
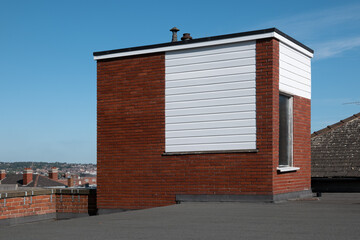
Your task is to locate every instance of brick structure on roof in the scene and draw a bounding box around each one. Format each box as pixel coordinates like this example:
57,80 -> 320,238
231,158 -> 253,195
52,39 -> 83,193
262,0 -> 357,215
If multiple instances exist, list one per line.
0,189 -> 97,226
94,28 -> 314,211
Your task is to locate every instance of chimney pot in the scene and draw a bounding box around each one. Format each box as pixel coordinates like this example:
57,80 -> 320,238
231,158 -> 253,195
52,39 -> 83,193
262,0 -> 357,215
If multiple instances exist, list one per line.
181,33 -> 192,41
23,168 -> 33,186
170,27 -> 180,42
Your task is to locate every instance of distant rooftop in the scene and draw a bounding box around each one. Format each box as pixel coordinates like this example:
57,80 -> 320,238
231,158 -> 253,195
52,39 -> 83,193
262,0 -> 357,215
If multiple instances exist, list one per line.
312,113 -> 360,178
1,174 -> 66,188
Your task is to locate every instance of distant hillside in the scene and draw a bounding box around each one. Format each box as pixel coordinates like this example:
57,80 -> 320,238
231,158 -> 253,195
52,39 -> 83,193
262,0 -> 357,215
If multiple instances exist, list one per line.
0,161 -> 96,174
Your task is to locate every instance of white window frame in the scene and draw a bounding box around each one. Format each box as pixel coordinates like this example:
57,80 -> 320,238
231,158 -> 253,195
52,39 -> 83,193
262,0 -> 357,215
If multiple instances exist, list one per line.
277,93 -> 299,172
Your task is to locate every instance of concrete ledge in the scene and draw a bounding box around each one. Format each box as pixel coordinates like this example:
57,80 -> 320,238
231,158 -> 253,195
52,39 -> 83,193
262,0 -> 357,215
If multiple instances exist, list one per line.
0,184 -> 18,191
162,149 -> 259,156
55,188 -> 94,195
176,190 -> 313,203
0,213 -> 56,227
98,208 -> 128,215
176,194 -> 273,203
56,212 -> 90,220
273,190 -> 313,202
0,188 -> 95,199
0,189 -> 54,198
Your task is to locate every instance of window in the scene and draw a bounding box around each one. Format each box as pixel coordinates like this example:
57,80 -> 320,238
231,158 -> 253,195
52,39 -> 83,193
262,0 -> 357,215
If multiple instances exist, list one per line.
279,94 -> 293,167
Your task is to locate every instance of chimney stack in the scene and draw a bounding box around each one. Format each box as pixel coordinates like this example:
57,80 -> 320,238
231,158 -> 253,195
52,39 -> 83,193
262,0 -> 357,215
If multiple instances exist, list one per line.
170,27 -> 180,42
49,167 -> 58,180
67,176 -> 74,188
23,168 -> 33,186
0,170 -> 6,181
181,33 -> 192,41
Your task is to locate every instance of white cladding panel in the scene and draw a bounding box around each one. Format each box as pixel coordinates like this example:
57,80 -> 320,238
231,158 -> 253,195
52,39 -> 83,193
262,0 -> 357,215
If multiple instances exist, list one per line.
279,42 -> 311,99
165,41 -> 256,152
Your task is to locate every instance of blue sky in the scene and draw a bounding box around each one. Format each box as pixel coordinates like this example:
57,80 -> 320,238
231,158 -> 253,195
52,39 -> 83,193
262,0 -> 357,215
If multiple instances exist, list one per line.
0,0 -> 359,163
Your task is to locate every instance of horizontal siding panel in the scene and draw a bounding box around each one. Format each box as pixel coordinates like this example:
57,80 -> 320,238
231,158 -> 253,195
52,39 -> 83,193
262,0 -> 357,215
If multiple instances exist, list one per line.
280,68 -> 310,83
165,142 -> 256,152
165,41 -> 256,152
166,65 -> 255,81
280,43 -> 311,66
166,134 -> 256,145
165,41 -> 255,60
166,73 -> 255,88
280,54 -> 310,73
279,42 -> 311,99
166,81 -> 255,95
166,127 -> 256,138
166,50 -> 255,67
280,75 -> 311,91
280,61 -> 311,79
166,119 -> 255,131
166,88 -> 255,103
166,111 -> 255,124
166,58 -> 255,74
279,83 -> 311,99
166,96 -> 255,110
166,103 -> 256,117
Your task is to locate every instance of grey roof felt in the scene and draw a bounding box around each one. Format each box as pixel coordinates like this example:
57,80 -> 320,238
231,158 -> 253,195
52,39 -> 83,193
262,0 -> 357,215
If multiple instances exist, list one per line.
2,193 -> 360,239
312,113 -> 360,178
0,174 -> 66,187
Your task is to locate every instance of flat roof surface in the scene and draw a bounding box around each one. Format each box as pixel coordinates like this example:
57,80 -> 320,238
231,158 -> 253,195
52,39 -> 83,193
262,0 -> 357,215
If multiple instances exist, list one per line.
2,193 -> 360,240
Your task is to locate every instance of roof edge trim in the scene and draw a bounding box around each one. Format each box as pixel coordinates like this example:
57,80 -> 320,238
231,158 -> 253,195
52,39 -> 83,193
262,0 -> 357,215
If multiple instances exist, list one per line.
93,28 -> 314,60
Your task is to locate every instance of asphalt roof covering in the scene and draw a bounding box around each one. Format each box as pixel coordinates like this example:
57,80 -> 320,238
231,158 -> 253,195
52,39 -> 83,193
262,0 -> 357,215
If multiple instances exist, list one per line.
93,28 -> 314,57
0,174 -> 66,187
1,193 -> 360,240
312,113 -> 360,178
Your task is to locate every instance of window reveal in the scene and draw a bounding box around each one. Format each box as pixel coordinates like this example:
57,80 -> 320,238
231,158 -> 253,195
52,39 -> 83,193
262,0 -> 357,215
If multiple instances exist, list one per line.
279,94 -> 293,166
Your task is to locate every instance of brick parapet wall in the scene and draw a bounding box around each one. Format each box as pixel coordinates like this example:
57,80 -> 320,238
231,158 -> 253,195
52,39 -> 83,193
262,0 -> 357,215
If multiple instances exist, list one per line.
56,189 -> 97,214
0,194 -> 55,221
0,188 -> 97,223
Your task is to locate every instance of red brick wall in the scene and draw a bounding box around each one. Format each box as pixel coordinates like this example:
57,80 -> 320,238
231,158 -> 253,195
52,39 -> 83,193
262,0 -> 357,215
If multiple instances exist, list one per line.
0,195 -> 55,220
56,195 -> 90,214
273,96 -> 311,194
257,38 -> 311,194
97,38 -> 299,210
0,190 -> 96,221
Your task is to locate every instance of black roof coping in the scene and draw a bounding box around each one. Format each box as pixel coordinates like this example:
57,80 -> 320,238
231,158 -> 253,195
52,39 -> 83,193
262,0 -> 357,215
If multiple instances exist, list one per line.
93,28 -> 314,57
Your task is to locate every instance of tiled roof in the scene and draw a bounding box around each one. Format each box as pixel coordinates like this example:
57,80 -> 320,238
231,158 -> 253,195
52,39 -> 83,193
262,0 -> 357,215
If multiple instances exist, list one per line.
0,174 -> 66,187
311,113 -> 360,177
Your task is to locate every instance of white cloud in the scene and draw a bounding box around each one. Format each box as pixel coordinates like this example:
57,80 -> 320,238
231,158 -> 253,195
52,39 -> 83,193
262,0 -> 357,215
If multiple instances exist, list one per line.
263,4 -> 360,59
266,4 -> 360,38
313,36 -> 360,59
